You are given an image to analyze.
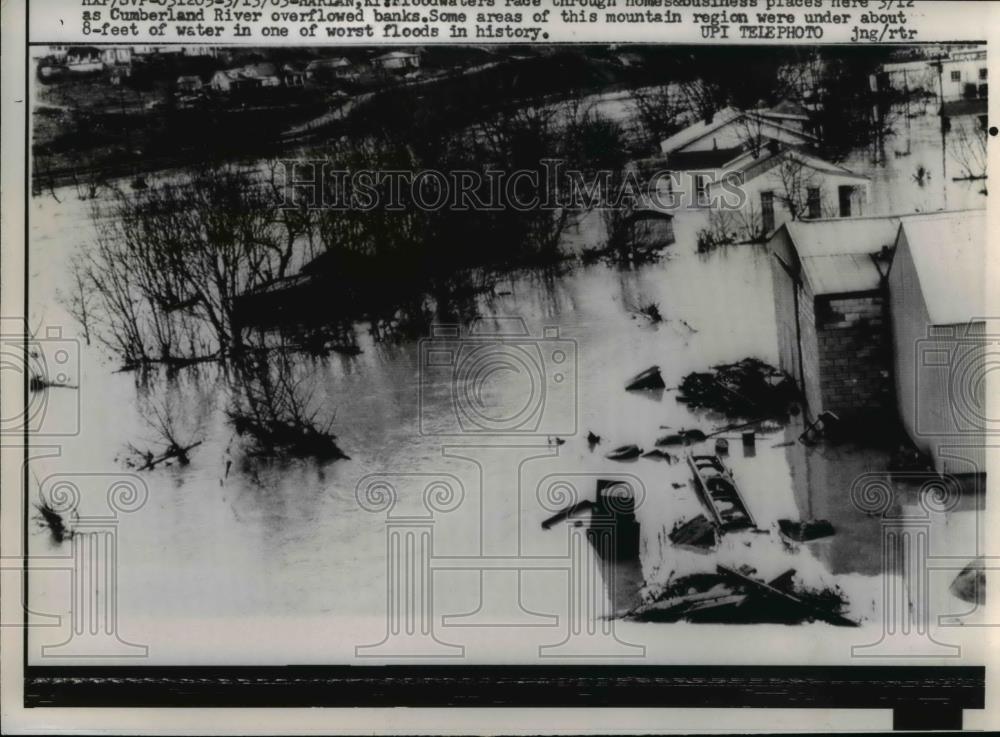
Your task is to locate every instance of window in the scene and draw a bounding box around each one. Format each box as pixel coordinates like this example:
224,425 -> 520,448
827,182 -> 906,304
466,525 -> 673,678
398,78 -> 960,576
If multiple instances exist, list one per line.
980,67 -> 988,80
951,70 -> 962,82
694,174 -> 709,205
838,185 -> 853,217
807,187 -> 821,219
761,191 -> 775,232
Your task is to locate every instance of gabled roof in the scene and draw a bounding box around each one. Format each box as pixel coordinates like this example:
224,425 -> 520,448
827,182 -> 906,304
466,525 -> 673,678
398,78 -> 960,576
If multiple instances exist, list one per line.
659,106 -> 816,155
894,210 -> 986,325
757,99 -> 810,120
724,146 -> 869,184
774,214 -> 909,295
659,107 -> 742,154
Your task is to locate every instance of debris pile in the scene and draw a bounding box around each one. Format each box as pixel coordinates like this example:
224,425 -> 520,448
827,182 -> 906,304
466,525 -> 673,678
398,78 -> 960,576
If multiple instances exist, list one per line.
677,358 -> 797,417
669,514 -> 717,551
628,565 -> 856,626
950,558 -> 985,604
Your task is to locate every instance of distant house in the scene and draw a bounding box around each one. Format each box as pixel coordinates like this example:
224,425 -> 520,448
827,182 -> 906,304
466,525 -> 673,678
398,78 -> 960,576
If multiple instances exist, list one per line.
707,145 -> 870,235
659,106 -> 817,166
624,205 -> 675,250
241,62 -> 282,87
176,75 -> 203,93
373,51 -> 420,71
282,64 -> 307,88
887,210 -> 986,475
210,63 -> 281,92
211,69 -> 260,93
306,57 -> 354,80
767,215 -> 908,423
937,47 -> 987,102
616,52 -> 643,68
100,47 -> 132,66
181,46 -> 219,57
64,46 -> 103,73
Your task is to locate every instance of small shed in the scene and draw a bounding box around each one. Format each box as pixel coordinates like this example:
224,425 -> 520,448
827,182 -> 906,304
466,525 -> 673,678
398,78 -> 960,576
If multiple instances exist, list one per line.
625,207 -> 675,250
887,210 -> 986,475
767,215 -> 906,422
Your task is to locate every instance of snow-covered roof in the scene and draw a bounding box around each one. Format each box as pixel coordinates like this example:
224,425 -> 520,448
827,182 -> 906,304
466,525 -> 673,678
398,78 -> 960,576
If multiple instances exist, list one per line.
659,107 -> 816,155
776,214 -> 908,295
723,146 -> 869,184
894,210 -> 986,325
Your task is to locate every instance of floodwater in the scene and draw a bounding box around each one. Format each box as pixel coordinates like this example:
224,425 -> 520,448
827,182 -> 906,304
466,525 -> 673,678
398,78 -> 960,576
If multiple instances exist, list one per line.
25,102 -> 986,666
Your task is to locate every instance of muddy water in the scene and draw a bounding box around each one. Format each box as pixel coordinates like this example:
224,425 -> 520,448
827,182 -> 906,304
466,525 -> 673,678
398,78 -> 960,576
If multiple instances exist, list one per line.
25,104 -> 985,666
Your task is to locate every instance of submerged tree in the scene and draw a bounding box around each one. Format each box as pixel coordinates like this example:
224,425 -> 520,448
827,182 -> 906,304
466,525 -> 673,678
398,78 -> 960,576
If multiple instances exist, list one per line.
70,165 -> 300,367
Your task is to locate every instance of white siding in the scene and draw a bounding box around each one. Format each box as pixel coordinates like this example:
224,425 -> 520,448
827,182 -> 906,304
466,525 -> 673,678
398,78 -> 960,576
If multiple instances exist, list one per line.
889,229 -> 986,475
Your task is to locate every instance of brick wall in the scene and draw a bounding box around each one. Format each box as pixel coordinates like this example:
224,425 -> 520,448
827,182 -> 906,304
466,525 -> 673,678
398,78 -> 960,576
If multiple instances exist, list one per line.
815,292 -> 893,419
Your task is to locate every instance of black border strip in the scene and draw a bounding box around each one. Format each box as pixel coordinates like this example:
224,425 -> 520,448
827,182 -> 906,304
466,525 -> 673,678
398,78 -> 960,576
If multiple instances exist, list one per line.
24,665 -> 986,710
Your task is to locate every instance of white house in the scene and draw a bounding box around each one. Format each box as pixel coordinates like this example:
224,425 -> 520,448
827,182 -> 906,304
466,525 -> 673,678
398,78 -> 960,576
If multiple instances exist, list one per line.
176,75 -> 203,93
64,46 -> 103,73
887,209 -> 987,475
211,63 -> 281,92
211,69 -> 260,93
373,51 -> 420,71
706,145 -> 870,237
938,48 -> 987,101
100,47 -> 132,66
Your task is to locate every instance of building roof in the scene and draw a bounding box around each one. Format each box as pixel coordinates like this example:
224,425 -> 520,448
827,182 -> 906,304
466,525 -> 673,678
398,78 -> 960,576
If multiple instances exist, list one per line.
375,51 -> 419,61
659,106 -> 816,155
724,146 -> 869,184
777,214 -> 909,295
667,147 -> 744,170
659,107 -> 743,154
307,57 -> 351,69
894,210 -> 986,325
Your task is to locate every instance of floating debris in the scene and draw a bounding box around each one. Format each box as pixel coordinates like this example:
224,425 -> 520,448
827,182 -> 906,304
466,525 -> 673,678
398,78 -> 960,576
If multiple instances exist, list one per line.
642,448 -> 675,462
541,500 -> 595,530
950,558 -> 985,604
655,428 -> 707,446
33,500 -> 72,544
628,567 -> 856,626
688,453 -> 756,533
606,444 -> 642,461
677,358 -> 796,417
586,431 -> 601,448
625,365 -> 666,391
778,519 -> 835,543
669,514 -> 717,551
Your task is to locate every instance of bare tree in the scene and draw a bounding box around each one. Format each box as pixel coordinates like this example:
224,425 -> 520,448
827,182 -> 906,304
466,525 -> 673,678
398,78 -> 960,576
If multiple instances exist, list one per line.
628,84 -> 684,151
77,165 -> 301,367
947,117 -> 987,181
